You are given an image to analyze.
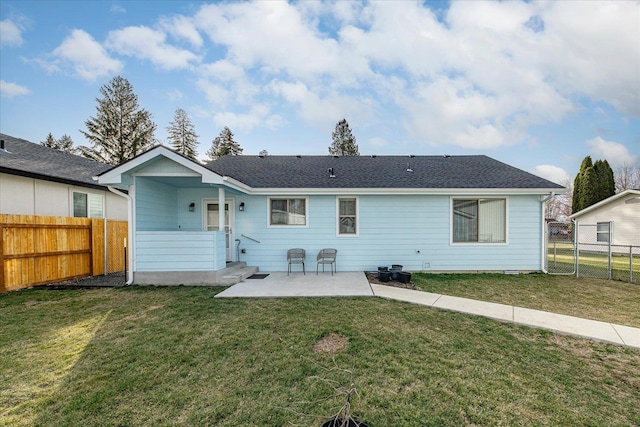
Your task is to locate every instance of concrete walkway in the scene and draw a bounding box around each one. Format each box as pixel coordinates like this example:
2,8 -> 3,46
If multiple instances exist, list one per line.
371,284 -> 640,349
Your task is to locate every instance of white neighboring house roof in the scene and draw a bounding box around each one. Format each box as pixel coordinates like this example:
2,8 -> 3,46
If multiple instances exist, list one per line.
569,189 -> 640,220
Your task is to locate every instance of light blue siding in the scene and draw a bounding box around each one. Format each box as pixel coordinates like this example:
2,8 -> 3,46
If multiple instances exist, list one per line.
136,177 -> 178,231
234,194 -> 543,272
132,173 -> 544,273
136,231 -> 225,271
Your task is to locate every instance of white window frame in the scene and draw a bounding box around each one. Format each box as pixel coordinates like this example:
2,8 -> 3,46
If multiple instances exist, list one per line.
70,189 -> 104,218
267,197 -> 309,228
450,197 -> 508,245
596,222 -> 610,243
336,196 -> 359,237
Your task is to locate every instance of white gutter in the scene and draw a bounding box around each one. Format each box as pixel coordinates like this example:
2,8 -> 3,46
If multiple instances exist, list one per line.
107,186 -> 134,285
540,192 -> 555,273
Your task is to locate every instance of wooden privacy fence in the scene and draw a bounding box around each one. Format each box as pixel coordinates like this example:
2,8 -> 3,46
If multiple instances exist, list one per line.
0,215 -> 128,293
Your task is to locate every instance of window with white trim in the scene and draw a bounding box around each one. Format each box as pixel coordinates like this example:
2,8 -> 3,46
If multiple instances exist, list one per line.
596,222 -> 610,243
73,191 -> 104,218
338,197 -> 358,235
452,198 -> 506,243
269,198 -> 306,226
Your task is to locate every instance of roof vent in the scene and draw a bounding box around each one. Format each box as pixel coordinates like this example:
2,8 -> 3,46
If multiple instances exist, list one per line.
333,155 -> 339,158
371,154 -> 377,158
328,167 -> 336,178
443,154 -> 450,158
296,155 -> 301,158
406,162 -> 413,172
0,139 -> 7,153
409,154 -> 415,158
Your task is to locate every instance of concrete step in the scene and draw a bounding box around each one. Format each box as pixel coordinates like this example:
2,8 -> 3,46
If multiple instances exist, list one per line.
219,265 -> 259,286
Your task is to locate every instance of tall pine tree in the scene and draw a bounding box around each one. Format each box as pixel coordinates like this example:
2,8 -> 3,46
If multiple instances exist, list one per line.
41,133 -> 58,149
167,108 -> 199,160
572,156 -> 592,213
41,133 -> 77,154
206,126 -> 243,161
329,119 -> 359,156
79,76 -> 157,165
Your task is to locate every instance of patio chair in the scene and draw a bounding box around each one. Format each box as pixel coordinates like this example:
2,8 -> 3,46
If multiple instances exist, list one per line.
287,248 -> 306,275
316,248 -> 337,275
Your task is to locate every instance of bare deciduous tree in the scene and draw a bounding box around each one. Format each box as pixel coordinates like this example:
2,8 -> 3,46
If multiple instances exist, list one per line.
615,161 -> 640,192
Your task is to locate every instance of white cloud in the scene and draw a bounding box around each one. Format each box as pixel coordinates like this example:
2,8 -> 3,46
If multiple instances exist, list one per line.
159,15 -> 203,48
0,80 -> 30,98
531,165 -> 570,186
52,29 -> 122,81
213,104 -> 284,132
587,137 -> 637,168
166,88 -> 183,101
110,4 -> 126,14
1,18 -> 24,46
106,26 -> 200,70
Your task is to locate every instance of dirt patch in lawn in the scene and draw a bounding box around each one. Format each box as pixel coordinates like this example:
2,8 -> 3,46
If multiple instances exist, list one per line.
313,333 -> 349,354
364,272 -> 416,290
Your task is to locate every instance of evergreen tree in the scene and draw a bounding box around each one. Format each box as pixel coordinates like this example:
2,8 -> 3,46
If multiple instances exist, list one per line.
329,119 -> 359,156
572,156 -> 592,213
57,134 -> 76,154
572,156 -> 616,213
41,133 -> 58,149
79,76 -> 157,165
41,133 -> 77,154
206,126 -> 242,161
167,108 -> 199,160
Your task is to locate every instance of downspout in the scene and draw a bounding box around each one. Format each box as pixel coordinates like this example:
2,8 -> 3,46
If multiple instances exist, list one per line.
540,192 -> 555,273
108,186 -> 134,285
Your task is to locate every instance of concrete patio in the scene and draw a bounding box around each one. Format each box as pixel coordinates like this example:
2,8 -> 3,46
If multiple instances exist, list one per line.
214,271 -> 374,298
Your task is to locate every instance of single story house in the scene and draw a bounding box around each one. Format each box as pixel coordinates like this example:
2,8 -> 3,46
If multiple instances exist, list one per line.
97,146 -> 564,285
569,189 -> 640,255
0,134 -> 127,220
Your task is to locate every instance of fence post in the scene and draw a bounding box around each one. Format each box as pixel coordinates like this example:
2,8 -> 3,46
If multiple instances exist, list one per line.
630,245 -> 634,284
607,221 -> 612,280
0,223 -> 5,293
575,221 -> 580,278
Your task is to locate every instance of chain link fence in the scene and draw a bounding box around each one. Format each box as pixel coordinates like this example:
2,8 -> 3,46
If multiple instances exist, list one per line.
546,221 -> 639,284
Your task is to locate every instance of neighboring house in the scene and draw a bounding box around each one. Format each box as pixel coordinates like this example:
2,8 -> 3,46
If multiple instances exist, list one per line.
569,189 -> 640,255
0,134 -> 127,220
98,146 -> 564,285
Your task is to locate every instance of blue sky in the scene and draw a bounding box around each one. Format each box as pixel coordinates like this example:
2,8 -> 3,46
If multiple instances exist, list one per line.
1,0 -> 638,185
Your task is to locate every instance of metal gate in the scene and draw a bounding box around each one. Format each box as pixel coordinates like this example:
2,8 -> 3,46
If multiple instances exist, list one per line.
546,221 -> 639,284
546,222 -> 575,275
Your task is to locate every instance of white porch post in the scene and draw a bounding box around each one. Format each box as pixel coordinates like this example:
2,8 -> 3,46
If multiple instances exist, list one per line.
218,187 -> 225,231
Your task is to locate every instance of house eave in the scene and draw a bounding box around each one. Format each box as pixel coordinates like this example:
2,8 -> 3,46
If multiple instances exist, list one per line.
241,187 -> 565,196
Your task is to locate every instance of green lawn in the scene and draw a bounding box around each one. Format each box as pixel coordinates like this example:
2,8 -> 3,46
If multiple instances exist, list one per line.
1,286 -> 639,426
412,273 -> 640,328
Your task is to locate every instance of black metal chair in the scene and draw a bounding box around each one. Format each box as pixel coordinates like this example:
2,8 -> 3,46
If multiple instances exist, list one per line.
316,248 -> 337,275
287,248 -> 306,275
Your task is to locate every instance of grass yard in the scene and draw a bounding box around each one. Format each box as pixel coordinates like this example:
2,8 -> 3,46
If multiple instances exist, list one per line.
1,286 -> 639,426
412,273 -> 640,328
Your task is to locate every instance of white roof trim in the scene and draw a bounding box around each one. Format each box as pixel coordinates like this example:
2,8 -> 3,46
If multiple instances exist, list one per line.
239,187 -> 563,196
97,146 -> 224,186
569,189 -> 640,219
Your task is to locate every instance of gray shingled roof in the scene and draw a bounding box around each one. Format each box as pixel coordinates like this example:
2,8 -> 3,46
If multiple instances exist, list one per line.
0,133 -> 110,189
206,154 -> 564,189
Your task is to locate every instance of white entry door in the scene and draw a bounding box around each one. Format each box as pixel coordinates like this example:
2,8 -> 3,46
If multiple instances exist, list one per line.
205,201 -> 234,261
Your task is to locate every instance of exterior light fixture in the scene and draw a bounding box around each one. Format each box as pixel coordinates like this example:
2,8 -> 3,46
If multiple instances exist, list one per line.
188,202 -> 195,212
239,202 -> 245,211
